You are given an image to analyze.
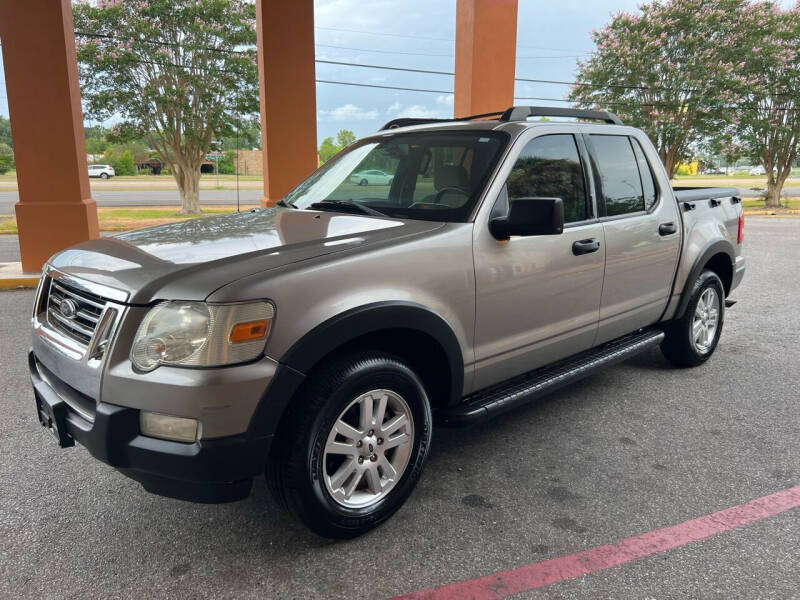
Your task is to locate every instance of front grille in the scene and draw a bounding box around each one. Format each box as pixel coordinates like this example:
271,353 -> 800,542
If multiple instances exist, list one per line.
45,279 -> 107,346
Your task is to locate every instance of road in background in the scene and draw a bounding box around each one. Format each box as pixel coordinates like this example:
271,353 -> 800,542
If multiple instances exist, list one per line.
2,187 -> 800,215
0,217 -> 798,598
0,190 -> 263,214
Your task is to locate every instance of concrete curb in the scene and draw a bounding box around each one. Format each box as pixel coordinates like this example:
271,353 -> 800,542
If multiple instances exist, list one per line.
0,262 -> 40,290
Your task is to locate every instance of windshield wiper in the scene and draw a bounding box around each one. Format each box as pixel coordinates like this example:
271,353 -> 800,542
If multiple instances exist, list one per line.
277,199 -> 297,209
309,199 -> 387,217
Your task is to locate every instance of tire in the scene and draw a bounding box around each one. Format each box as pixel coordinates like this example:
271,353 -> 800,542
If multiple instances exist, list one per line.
359,178 -> 368,186
267,352 -> 433,538
661,270 -> 725,367
100,172 -> 109,179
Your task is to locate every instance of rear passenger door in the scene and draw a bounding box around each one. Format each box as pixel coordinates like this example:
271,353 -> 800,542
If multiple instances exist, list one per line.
472,131 -> 606,390
585,132 -> 681,344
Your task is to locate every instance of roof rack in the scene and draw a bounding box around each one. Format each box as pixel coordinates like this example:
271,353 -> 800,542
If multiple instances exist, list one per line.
499,106 -> 623,125
380,110 -> 504,131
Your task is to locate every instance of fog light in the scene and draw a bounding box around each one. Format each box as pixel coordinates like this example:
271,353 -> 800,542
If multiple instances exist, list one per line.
140,411 -> 198,443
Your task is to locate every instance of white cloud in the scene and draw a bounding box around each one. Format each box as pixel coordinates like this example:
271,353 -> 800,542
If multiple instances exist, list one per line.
386,101 -> 402,115
318,103 -> 379,121
395,105 -> 442,119
435,95 -> 454,106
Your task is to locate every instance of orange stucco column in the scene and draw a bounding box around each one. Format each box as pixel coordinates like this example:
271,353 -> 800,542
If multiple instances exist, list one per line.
0,0 -> 99,272
255,0 -> 318,207
454,0 -> 519,118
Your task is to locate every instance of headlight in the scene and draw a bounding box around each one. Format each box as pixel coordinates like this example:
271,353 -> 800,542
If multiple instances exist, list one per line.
130,301 -> 274,372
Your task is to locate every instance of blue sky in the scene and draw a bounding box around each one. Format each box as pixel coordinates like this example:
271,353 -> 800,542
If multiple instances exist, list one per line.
0,0 -> 791,144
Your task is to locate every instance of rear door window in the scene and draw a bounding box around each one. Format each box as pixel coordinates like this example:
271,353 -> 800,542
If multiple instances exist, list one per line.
590,135 -> 645,217
506,134 -> 589,223
631,139 -> 657,211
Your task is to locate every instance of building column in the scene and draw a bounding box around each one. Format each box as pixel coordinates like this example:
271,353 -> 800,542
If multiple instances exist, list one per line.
454,0 -> 519,118
0,0 -> 99,272
255,0 -> 318,207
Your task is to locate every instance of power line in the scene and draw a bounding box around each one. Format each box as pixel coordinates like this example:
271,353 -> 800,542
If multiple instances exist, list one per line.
315,25 -> 591,53
316,59 -> 452,76
316,43 -> 452,58
315,79 -> 452,94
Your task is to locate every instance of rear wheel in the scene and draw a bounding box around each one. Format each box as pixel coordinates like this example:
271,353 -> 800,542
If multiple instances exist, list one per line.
661,270 -> 725,367
100,172 -> 109,179
267,352 -> 432,538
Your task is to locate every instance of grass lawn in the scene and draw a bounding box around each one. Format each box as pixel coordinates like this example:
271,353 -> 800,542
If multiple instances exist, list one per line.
0,205 -> 259,235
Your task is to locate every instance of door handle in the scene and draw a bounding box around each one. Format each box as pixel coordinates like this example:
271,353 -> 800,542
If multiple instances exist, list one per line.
659,222 -> 677,236
572,238 -> 600,255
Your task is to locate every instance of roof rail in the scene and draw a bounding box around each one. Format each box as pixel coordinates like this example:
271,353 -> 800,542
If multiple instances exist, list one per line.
380,110 -> 505,131
499,106 -> 623,125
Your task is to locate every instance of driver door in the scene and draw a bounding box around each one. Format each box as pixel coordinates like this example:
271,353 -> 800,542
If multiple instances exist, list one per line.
472,131 -> 605,390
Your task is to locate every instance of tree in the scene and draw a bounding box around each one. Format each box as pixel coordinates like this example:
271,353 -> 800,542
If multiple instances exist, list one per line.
734,3 -> 800,208
570,0 -> 747,177
74,0 -> 259,214
0,116 -> 12,148
336,129 -> 356,148
708,135 -> 748,174
318,129 -> 357,164
102,147 -> 137,175
0,143 -> 14,174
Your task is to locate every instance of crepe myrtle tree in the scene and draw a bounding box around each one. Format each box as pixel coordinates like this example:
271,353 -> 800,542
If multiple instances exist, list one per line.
74,0 -> 259,214
733,2 -> 800,208
570,0 -> 748,177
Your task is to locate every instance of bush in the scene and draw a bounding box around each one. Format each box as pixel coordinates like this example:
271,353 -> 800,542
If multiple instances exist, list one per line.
217,150 -> 237,174
0,143 -> 15,175
104,148 -> 137,175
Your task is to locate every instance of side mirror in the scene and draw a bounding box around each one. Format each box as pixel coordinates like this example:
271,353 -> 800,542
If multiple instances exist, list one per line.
489,197 -> 565,240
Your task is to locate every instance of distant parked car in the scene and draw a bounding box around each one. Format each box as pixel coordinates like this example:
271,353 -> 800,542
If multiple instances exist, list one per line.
749,165 -> 769,176
88,164 -> 115,179
349,169 -> 393,186
704,168 -> 726,175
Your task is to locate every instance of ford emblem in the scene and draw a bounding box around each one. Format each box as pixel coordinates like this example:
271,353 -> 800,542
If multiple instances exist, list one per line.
59,298 -> 79,319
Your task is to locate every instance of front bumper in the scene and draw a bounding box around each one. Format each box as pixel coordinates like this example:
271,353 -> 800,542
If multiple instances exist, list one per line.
30,351 -> 272,503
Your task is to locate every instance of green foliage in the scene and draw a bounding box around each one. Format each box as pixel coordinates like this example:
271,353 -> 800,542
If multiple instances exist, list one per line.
102,147 -> 137,175
0,143 -> 14,174
0,116 -> 12,148
336,130 -> 356,148
73,0 -> 259,212
570,0 -> 750,176
318,130 -> 357,163
220,121 -> 261,151
730,3 -> 800,207
217,150 -> 237,174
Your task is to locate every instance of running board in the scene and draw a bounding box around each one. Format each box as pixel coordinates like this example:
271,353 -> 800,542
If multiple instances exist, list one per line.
442,328 -> 665,426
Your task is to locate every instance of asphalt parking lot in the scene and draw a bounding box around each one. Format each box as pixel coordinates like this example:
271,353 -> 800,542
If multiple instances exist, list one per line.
1,217 -> 798,599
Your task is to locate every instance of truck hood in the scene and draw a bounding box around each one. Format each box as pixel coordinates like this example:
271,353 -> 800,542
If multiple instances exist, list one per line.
49,208 -> 443,304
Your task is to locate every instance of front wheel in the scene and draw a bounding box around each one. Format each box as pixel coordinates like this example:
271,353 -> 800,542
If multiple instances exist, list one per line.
661,270 -> 725,367
359,178 -> 368,186
267,352 -> 432,538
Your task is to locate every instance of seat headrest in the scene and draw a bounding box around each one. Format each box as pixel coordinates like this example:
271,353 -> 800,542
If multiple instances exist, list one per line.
434,164 -> 468,191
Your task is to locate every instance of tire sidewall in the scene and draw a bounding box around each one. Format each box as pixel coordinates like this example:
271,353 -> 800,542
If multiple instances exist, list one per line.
301,358 -> 432,535
685,271 -> 725,362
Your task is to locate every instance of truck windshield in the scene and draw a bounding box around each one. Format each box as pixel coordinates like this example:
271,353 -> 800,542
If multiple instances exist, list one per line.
283,131 -> 508,222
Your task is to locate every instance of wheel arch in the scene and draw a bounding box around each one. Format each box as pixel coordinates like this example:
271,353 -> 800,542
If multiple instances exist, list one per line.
246,302 -> 465,439
674,240 -> 734,320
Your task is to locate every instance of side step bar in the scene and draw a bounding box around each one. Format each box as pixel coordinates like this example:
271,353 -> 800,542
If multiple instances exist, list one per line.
442,328 -> 665,426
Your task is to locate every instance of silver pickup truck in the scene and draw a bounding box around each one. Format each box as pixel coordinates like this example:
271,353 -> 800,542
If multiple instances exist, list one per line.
29,106 -> 745,538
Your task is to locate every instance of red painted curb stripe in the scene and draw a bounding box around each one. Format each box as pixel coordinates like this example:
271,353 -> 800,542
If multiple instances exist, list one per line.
394,485 -> 800,600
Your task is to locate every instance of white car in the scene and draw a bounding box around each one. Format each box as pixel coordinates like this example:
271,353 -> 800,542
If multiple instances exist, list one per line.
88,164 -> 115,179
748,165 -> 776,176
349,169 -> 393,186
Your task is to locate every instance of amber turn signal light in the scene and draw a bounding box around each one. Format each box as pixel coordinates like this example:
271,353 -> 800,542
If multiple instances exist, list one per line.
229,319 -> 270,343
